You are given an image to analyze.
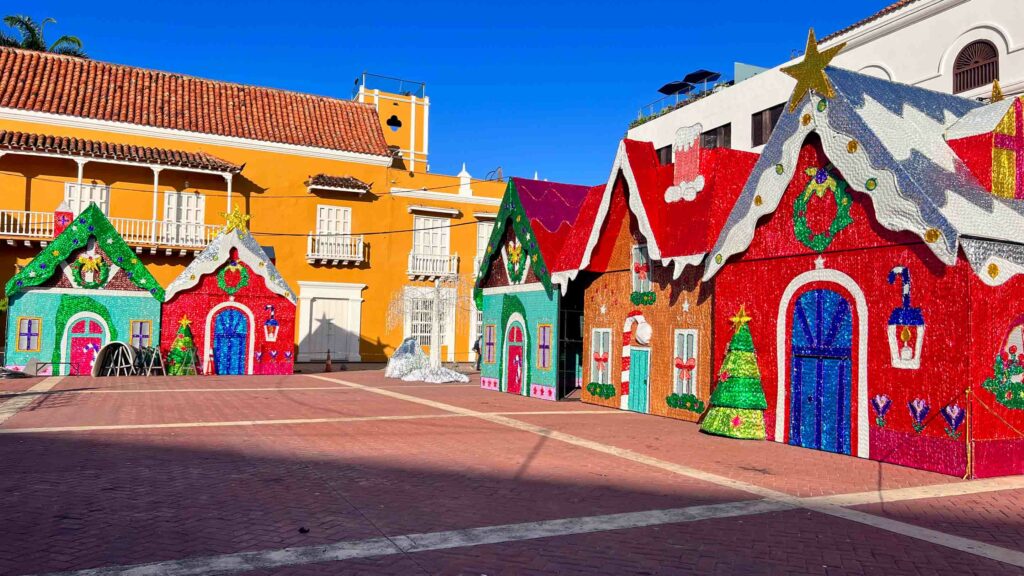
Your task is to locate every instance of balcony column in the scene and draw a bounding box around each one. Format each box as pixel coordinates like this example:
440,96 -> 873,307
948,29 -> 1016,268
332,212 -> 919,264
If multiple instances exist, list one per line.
223,173 -> 233,212
75,158 -> 86,186
150,167 -> 163,246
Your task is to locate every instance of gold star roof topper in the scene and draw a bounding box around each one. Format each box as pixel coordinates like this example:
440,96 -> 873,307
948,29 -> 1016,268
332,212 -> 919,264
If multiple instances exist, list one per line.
220,207 -> 251,235
730,304 -> 752,331
781,28 -> 847,112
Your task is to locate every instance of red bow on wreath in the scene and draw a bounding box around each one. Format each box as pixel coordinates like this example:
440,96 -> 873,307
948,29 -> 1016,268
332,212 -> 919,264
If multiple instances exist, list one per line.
674,357 -> 696,381
593,352 -> 608,368
633,263 -> 649,280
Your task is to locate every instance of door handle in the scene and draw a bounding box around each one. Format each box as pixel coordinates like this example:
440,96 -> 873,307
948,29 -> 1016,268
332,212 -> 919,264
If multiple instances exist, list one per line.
807,395 -> 813,403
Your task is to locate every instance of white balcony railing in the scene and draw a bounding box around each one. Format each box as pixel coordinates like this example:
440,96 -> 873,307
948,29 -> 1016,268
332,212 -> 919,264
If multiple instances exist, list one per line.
0,210 -> 54,239
474,256 -> 485,277
307,233 -> 365,264
408,252 -> 459,279
0,209 -> 218,250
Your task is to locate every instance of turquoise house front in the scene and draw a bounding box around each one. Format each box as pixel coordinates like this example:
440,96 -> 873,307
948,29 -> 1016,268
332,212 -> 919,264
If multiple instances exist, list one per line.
4,204 -> 164,375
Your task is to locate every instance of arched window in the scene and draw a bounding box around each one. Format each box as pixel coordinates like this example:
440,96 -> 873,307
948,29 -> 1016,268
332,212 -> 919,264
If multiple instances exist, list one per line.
953,40 -> 999,94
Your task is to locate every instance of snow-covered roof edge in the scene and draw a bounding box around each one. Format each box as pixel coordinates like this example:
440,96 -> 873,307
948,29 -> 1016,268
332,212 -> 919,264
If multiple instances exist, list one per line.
164,228 -> 297,302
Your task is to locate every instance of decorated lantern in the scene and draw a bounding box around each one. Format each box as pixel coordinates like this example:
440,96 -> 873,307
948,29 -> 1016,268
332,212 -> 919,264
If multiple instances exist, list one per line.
53,202 -> 73,237
886,266 -> 925,369
264,304 -> 279,342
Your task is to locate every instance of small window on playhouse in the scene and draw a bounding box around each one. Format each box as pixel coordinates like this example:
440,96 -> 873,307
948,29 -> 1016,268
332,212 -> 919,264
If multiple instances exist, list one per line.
591,328 -> 612,384
632,245 -> 651,293
130,320 -> 152,348
673,329 -> 698,395
484,324 -> 497,364
537,324 -> 553,370
16,317 -> 42,352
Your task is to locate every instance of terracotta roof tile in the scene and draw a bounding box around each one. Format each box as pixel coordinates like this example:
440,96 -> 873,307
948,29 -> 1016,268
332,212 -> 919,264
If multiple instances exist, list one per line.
821,0 -> 920,43
0,47 -> 390,157
0,129 -> 243,172
308,173 -> 372,192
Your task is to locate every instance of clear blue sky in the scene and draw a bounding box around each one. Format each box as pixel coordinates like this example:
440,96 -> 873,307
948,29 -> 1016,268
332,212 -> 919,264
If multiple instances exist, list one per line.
19,0 -> 894,184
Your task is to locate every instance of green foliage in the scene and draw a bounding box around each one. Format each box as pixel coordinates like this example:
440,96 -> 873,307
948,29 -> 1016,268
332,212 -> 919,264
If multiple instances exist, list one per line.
0,15 -> 86,57
982,349 -> 1024,409
629,291 -> 657,306
666,393 -> 705,414
587,382 -> 616,399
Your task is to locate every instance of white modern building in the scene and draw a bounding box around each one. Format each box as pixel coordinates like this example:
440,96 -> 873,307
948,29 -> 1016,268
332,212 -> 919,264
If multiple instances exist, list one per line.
628,0 -> 1024,154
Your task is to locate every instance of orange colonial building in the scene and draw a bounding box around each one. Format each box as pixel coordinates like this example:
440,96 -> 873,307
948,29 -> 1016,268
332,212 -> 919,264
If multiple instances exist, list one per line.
0,48 -> 503,365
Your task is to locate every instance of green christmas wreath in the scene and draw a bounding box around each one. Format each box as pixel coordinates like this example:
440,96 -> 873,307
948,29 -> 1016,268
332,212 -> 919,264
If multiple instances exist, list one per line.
793,166 -> 854,253
982,347 -> 1024,409
505,240 -> 527,283
630,291 -> 657,306
217,261 -> 250,296
70,254 -> 110,289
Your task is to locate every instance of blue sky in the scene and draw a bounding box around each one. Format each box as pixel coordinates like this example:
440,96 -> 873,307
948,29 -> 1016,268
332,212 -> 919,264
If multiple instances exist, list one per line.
18,1 -> 894,184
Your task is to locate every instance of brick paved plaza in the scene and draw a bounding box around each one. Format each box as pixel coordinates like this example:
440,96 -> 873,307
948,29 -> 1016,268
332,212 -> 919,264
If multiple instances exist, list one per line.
2,371 -> 1024,575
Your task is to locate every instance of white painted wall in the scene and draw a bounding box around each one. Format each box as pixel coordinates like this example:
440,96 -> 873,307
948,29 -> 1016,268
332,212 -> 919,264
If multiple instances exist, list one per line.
628,0 -> 1024,152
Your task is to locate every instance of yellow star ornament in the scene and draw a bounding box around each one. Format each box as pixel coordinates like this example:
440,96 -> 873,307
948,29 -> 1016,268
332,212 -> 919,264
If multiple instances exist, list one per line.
730,305 -> 752,331
781,28 -> 847,112
178,315 -> 192,329
220,207 -> 251,234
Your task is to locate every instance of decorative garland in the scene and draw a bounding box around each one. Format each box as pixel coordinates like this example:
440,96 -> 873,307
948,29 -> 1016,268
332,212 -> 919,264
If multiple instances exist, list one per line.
793,166 -> 854,253
666,393 -> 705,414
70,253 -> 110,289
630,291 -> 657,306
586,382 -> 616,399
982,346 -> 1024,409
217,261 -> 250,296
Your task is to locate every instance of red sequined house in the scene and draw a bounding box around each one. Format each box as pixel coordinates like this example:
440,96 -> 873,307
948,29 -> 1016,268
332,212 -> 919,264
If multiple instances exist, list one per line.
161,222 -> 297,376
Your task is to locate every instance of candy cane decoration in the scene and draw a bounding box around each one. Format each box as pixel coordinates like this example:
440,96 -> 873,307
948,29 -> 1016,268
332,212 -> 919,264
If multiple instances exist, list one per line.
887,266 -> 912,309
621,311 -> 649,408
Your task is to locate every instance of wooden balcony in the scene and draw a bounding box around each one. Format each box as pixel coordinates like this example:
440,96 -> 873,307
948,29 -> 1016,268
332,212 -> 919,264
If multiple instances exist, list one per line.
306,233 -> 366,265
408,252 -> 459,280
0,209 -> 219,254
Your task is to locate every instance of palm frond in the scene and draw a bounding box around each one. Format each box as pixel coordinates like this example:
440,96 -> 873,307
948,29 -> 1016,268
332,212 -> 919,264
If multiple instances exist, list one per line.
49,43 -> 87,58
3,14 -> 45,50
0,29 -> 20,47
49,34 -> 82,51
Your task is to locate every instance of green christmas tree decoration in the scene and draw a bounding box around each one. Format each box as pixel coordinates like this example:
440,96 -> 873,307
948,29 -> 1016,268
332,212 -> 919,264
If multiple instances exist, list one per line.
701,305 -> 767,440
167,315 -> 198,376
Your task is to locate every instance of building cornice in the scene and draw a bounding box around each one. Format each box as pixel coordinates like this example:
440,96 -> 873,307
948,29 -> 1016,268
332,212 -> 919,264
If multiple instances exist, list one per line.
391,187 -> 501,206
0,107 -> 393,167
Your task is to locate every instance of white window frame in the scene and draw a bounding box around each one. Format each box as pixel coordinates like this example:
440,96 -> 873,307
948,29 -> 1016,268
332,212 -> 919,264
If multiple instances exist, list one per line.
673,329 -> 699,395
413,215 -> 450,256
129,320 -> 153,349
632,245 -> 651,293
409,298 -> 434,346
591,328 -> 612,385
64,182 -> 110,216
402,286 -> 455,358
315,204 -> 352,237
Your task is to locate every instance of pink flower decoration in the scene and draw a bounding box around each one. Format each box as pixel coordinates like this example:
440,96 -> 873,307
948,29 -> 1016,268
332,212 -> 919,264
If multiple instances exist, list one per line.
731,415 -> 742,428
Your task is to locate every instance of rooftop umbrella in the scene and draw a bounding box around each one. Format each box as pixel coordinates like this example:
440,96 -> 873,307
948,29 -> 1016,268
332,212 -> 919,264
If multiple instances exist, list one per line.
658,80 -> 695,96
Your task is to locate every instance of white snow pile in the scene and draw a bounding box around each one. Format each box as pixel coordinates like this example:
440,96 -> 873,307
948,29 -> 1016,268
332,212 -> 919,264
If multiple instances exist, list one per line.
385,337 -> 469,383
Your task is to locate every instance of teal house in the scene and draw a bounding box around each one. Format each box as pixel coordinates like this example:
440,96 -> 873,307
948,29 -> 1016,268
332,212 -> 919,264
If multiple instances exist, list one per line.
5,204 -> 164,375
475,178 -> 599,400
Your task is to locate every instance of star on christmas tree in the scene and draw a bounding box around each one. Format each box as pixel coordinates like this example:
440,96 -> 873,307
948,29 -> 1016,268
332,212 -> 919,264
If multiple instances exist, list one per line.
781,28 -> 847,112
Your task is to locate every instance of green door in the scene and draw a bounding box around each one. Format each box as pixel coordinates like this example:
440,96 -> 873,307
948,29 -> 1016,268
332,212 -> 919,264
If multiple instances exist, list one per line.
628,348 -> 650,414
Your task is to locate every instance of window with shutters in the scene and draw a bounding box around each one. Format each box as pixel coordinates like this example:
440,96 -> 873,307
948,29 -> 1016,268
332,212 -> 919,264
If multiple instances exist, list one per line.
632,245 -> 651,293
701,123 -> 731,150
164,191 -> 207,245
315,205 -> 352,253
751,103 -> 785,147
673,329 -> 699,395
591,328 -> 612,384
953,41 -> 999,94
64,182 -> 110,215
413,216 -> 450,255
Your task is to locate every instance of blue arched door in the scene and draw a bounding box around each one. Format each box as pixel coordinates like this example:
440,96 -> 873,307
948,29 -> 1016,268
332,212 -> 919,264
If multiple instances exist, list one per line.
789,289 -> 853,454
213,308 -> 249,375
